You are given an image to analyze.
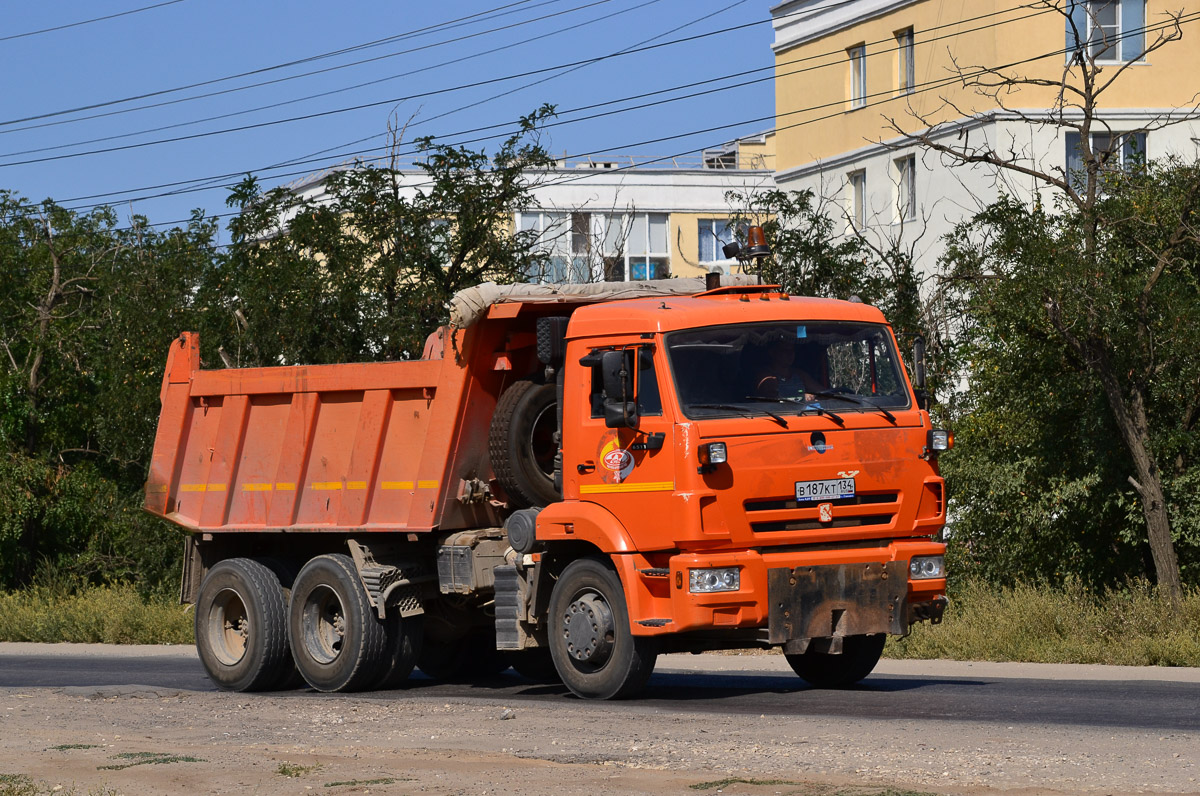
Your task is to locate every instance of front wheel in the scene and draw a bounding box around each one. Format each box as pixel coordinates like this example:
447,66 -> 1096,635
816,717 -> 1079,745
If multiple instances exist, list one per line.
548,558 -> 656,700
288,554 -> 388,692
194,558 -> 292,692
784,634 -> 886,688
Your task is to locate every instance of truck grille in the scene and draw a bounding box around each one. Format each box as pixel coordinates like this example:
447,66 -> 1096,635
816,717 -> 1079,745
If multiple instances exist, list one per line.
746,492 -> 899,534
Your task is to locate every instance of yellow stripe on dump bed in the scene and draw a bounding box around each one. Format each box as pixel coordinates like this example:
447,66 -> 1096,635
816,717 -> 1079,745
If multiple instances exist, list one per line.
311,482 -> 342,490
382,481 -> 414,490
242,483 -> 272,492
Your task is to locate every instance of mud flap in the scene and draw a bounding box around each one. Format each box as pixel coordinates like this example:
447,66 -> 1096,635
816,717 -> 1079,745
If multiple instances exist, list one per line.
768,561 -> 908,651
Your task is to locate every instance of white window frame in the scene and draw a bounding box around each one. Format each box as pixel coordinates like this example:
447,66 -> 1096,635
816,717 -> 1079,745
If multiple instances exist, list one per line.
1087,0 -> 1121,61
848,44 -> 867,109
1065,130 -> 1148,190
896,28 -> 915,94
895,155 -> 916,222
623,212 -> 671,282
848,170 -> 866,229
698,218 -> 737,264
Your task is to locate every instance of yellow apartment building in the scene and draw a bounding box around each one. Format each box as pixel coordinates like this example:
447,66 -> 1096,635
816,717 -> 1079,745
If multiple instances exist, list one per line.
770,0 -> 1200,274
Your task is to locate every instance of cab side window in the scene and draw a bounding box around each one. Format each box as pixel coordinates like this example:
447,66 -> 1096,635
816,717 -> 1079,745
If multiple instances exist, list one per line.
588,347 -> 662,418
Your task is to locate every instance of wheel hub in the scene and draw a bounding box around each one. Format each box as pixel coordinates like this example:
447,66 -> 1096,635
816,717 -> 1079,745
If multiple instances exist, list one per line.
563,593 -> 614,664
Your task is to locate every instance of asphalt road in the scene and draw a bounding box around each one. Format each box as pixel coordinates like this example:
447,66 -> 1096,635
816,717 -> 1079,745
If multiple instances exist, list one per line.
2,645 -> 1197,733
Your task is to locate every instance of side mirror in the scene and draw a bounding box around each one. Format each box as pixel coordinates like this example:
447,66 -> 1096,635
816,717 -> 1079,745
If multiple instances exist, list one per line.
912,335 -> 928,411
601,350 -> 639,429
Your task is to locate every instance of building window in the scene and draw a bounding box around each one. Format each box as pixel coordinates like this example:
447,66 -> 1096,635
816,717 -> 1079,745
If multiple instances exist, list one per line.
698,219 -> 736,263
626,212 -> 670,281
519,212 -> 598,283
848,44 -> 867,109
896,28 -> 915,94
1065,131 -> 1147,188
520,211 -> 671,283
848,170 -> 866,229
895,155 -> 916,222
1067,0 -> 1145,62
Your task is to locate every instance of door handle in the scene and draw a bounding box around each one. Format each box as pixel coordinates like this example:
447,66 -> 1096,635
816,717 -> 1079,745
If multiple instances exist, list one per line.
577,461 -> 596,474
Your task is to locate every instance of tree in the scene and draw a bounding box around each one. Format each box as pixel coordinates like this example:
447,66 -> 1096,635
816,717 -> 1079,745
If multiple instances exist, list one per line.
212,106 -> 556,365
727,187 -> 928,366
888,2 -> 1196,599
0,193 -> 216,591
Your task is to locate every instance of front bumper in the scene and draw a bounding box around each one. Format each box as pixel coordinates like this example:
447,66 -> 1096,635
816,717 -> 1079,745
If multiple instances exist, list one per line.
615,540 -> 947,638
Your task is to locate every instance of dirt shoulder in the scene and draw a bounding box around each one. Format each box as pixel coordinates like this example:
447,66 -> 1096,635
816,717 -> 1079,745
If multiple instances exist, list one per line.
1,646 -> 1198,796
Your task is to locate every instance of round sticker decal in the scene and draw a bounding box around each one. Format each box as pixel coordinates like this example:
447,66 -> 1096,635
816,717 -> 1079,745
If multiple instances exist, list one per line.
599,440 -> 635,482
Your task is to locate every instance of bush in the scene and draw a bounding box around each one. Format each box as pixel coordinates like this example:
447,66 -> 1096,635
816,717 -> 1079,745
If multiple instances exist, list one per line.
888,579 -> 1200,666
0,584 -> 192,644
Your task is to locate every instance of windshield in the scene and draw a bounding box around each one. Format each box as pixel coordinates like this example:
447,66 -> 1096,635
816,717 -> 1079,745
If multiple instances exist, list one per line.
666,321 -> 911,420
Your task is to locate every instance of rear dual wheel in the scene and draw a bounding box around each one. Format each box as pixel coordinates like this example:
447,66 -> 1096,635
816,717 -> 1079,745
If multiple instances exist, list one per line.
289,553 -> 423,693
194,558 -> 294,692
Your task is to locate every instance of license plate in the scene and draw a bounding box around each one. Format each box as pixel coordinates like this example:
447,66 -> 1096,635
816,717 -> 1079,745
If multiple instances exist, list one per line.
795,477 -> 855,502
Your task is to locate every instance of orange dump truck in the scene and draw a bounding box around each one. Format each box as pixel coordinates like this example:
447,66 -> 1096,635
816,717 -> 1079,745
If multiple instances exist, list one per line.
145,276 -> 949,699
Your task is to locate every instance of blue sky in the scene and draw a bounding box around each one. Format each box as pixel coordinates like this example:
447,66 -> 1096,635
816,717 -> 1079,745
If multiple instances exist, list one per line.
1,0 -> 775,240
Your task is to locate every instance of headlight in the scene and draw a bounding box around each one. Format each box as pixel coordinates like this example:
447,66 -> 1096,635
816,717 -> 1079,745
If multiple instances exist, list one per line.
700,442 -> 727,464
697,442 -> 728,474
927,430 -> 954,451
909,555 -> 945,579
689,567 -> 740,593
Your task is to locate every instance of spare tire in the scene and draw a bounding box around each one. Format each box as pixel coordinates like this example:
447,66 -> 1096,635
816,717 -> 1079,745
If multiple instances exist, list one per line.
490,380 -> 559,508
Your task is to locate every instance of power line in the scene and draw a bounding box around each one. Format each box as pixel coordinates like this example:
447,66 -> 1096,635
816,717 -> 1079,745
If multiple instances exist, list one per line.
44,0 -> 1055,210
0,3 -> 759,170
538,13 -> 1200,191
0,0 -> 570,129
0,0 -> 187,43
106,10 -> 1198,234
0,0 -> 666,158
0,0 -> 1043,171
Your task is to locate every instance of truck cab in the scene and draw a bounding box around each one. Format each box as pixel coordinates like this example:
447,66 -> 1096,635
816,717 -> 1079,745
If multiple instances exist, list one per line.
502,286 -> 948,698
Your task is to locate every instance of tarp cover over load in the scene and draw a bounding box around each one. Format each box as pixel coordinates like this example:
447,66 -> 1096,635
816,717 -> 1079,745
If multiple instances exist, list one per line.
449,275 -> 760,329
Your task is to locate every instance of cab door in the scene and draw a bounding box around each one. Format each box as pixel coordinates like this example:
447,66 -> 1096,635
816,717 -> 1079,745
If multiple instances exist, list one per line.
562,342 -> 677,543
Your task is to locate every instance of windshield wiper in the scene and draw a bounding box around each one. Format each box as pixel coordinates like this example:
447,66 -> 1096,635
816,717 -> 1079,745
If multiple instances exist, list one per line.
689,402 -> 789,428
745,395 -> 845,427
809,390 -> 897,424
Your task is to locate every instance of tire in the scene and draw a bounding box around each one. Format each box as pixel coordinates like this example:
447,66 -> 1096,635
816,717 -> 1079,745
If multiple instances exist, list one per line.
548,558 -> 657,700
288,554 -> 389,693
372,612 -> 424,690
194,558 -> 292,692
417,628 -> 509,682
784,634 -> 886,688
507,648 -> 561,684
256,557 -> 305,690
490,380 -> 559,508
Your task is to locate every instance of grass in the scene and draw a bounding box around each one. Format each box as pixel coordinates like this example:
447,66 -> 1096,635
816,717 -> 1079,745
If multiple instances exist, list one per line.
1,579 -> 1198,667
888,579 -> 1200,666
690,778 -> 803,790
277,762 -> 322,778
97,751 -> 204,770
0,774 -> 118,796
0,584 -> 192,644
689,781 -> 934,795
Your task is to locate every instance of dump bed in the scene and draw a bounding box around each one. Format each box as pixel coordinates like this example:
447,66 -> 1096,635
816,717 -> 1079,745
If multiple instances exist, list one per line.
143,328 -> 496,533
